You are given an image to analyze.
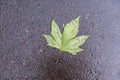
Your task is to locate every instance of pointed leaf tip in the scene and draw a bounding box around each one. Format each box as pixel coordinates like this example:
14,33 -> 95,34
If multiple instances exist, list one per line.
50,19 -> 61,48
62,16 -> 80,45
78,35 -> 89,45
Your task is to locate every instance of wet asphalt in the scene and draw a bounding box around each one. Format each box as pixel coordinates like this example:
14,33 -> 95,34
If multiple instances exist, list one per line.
0,0 -> 120,80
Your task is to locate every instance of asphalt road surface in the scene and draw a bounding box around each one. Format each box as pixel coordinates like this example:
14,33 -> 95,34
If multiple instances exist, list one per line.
0,0 -> 120,80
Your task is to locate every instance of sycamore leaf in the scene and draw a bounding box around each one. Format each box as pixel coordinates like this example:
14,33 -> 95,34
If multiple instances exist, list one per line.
61,35 -> 89,55
75,35 -> 89,46
61,16 -> 80,45
43,16 -> 89,55
43,34 -> 60,49
65,48 -> 83,55
50,19 -> 61,48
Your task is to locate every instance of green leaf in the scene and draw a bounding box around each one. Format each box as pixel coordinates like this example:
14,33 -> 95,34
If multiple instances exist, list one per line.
75,35 -> 89,46
50,19 -> 61,48
61,16 -> 80,45
65,48 -> 83,55
43,16 -> 89,55
43,34 -> 60,49
61,35 -> 89,55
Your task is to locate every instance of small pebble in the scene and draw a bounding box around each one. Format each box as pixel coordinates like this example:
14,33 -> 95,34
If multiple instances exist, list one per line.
39,49 -> 43,52
116,27 -> 119,30
25,29 -> 29,33
85,13 -> 90,19
23,62 -> 25,65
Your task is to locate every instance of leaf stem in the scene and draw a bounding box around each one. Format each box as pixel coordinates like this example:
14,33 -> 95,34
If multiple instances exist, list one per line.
55,51 -> 61,64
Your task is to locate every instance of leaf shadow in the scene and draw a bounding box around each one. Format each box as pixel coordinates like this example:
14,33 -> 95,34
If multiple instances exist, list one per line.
44,54 -> 73,80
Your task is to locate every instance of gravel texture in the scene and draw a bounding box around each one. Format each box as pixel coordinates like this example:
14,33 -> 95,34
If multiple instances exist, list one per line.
0,0 -> 120,80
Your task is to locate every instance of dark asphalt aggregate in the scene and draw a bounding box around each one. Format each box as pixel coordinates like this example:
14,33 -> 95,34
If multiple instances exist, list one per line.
0,0 -> 120,80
